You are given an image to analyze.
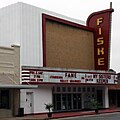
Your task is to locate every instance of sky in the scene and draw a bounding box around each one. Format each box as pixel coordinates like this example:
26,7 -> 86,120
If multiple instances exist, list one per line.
0,0 -> 120,72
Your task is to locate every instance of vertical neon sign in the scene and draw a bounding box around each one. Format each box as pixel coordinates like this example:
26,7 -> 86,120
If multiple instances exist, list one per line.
87,7 -> 114,70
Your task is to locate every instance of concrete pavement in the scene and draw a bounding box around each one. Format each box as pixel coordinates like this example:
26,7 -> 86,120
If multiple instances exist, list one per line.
2,108 -> 120,120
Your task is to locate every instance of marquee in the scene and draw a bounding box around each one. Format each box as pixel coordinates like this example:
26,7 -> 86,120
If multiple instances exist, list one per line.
21,66 -> 118,85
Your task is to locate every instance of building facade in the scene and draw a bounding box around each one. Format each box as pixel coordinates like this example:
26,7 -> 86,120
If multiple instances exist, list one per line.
0,2 -> 119,115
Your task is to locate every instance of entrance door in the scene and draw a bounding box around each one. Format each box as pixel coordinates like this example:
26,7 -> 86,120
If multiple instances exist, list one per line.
77,94 -> 81,109
73,94 -> 81,110
53,93 -> 82,111
109,90 -> 117,107
26,92 -> 33,114
117,91 -> 120,107
97,90 -> 103,106
73,94 -> 77,109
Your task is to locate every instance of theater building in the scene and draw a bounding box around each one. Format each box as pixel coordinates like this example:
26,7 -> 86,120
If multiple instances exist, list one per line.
0,2 -> 119,115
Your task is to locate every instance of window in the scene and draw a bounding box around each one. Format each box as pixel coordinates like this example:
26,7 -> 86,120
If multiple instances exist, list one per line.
92,87 -> 95,92
73,87 -> 76,92
67,87 -> 71,92
57,87 -> 61,92
0,90 -> 10,109
62,87 -> 66,92
87,87 -> 90,92
82,87 -> 86,92
53,87 -> 55,92
78,87 -> 81,92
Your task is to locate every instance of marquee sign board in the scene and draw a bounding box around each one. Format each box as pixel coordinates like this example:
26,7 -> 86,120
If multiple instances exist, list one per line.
87,8 -> 114,70
21,67 -> 118,85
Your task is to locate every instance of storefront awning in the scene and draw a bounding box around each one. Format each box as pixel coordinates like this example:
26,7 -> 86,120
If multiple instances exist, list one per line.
0,84 -> 38,89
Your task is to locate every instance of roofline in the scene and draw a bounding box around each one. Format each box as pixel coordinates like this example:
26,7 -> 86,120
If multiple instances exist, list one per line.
22,66 -> 117,75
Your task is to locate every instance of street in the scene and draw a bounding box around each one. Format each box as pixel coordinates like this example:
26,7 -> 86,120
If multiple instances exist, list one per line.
54,112 -> 120,120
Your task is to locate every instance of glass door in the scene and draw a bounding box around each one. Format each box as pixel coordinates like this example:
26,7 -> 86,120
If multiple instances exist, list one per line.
53,93 -> 82,111
56,94 -> 61,110
73,94 -> 77,109
73,94 -> 81,110
62,94 -> 67,110
78,94 -> 81,109
67,94 -> 72,110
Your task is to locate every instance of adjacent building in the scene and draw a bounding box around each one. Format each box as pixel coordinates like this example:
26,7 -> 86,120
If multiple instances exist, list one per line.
0,45 -> 37,117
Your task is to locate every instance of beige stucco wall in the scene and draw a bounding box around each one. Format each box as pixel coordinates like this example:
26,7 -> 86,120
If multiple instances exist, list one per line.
0,45 -> 20,84
46,20 -> 94,70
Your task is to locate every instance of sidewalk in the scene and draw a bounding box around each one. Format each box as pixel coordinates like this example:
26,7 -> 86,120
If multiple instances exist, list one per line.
2,108 -> 120,120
